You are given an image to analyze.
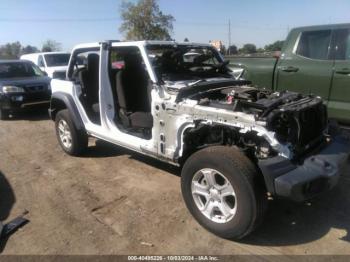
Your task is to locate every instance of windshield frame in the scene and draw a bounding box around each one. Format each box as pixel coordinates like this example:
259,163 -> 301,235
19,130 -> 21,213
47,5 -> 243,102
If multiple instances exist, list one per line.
145,44 -> 225,83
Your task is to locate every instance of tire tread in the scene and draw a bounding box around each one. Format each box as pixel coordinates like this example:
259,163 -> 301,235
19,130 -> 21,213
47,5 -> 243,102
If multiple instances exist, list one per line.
181,145 -> 268,239
55,109 -> 88,156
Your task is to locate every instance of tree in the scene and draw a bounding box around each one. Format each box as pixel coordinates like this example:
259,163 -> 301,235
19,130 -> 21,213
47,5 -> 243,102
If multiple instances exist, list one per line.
256,48 -> 265,53
0,41 -> 22,59
42,39 -> 61,52
22,45 -> 39,54
227,45 -> 238,55
0,42 -> 41,59
184,37 -> 189,42
264,40 -> 284,52
119,0 -> 175,41
239,43 -> 257,54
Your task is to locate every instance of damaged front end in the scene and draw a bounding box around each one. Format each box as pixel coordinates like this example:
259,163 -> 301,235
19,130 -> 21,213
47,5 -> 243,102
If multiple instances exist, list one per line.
259,136 -> 349,201
182,83 -> 329,159
176,82 -> 349,201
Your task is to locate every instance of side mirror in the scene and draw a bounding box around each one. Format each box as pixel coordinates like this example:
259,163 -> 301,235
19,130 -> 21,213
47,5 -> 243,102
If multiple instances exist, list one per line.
42,71 -> 48,76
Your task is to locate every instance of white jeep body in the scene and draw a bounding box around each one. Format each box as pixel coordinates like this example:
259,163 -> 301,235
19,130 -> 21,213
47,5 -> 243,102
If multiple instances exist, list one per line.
50,41 -> 287,163
50,40 -> 349,202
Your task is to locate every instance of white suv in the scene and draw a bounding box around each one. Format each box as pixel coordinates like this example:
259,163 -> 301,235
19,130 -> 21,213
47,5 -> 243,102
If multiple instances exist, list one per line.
21,52 -> 70,79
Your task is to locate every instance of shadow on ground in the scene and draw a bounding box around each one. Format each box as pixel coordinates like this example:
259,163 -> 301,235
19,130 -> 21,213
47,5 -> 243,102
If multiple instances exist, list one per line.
83,138 -> 350,246
0,171 -> 16,253
7,108 -> 50,121
83,139 -> 180,176
241,160 -> 350,246
81,140 -> 129,158
0,171 -> 15,221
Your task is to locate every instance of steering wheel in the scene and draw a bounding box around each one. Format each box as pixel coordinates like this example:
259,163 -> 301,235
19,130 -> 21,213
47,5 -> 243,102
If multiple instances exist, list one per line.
188,60 -> 230,73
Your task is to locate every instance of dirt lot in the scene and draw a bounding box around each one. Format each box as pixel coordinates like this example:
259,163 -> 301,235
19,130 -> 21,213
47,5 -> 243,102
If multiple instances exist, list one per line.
0,110 -> 350,255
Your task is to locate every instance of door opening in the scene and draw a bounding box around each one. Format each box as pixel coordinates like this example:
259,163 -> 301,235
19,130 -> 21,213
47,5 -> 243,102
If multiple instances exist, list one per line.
109,47 -> 153,139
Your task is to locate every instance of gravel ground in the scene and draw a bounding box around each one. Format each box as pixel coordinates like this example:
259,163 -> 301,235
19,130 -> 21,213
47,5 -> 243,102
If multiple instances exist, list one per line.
0,110 -> 349,255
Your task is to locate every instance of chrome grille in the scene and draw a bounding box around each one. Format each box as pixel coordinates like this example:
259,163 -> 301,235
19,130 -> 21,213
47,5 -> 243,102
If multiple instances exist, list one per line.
25,85 -> 46,92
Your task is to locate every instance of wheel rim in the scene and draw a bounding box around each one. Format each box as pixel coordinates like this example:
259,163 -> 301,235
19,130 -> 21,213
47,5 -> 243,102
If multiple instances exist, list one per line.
58,119 -> 72,149
191,168 -> 237,223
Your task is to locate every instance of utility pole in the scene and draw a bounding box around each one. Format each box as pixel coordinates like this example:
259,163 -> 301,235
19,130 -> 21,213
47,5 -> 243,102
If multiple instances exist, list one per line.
228,19 -> 231,55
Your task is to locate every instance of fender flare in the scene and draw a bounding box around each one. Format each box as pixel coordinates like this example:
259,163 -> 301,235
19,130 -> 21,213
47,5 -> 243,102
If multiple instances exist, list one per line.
49,92 -> 85,131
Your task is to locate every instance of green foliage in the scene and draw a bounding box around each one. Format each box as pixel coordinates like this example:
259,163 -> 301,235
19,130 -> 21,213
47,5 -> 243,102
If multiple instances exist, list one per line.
264,40 -> 285,51
0,41 -> 22,59
42,39 -> 62,52
0,41 -> 40,59
239,44 -> 257,54
119,0 -> 175,41
0,40 -> 61,59
22,45 -> 39,54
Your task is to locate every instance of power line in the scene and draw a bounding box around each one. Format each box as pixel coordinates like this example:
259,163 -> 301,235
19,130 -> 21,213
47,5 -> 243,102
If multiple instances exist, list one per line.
177,22 -> 288,30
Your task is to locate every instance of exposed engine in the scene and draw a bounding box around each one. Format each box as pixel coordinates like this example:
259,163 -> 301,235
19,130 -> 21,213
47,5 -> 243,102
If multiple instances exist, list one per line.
191,86 -> 328,156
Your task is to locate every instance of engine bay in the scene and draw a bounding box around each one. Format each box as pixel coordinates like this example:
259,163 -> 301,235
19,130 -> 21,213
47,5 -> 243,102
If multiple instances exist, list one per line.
190,85 -> 328,156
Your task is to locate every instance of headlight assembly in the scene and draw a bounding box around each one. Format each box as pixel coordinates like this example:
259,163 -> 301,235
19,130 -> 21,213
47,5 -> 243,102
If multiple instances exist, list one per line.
1,86 -> 25,93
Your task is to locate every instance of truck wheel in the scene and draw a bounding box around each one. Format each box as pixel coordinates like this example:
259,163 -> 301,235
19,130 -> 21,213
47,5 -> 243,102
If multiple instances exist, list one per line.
55,109 -> 88,156
0,109 -> 9,120
181,146 -> 267,239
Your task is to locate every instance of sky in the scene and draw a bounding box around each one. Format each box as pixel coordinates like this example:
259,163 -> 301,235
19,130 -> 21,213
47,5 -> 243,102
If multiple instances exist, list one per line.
0,0 -> 350,51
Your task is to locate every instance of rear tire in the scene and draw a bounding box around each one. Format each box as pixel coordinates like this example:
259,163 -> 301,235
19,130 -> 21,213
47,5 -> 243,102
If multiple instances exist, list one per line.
55,109 -> 88,156
0,109 -> 9,120
181,146 -> 267,239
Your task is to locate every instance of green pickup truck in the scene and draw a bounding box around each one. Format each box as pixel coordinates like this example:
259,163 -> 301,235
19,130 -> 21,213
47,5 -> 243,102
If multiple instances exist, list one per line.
228,23 -> 350,124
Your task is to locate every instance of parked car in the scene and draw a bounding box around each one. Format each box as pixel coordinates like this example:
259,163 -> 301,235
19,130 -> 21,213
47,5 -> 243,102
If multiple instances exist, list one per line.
0,60 -> 51,119
20,52 -> 70,79
49,41 -> 349,239
228,23 -> 350,125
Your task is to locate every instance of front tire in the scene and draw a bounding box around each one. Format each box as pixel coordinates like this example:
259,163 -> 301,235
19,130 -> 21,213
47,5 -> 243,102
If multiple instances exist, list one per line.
55,109 -> 88,156
181,146 -> 267,239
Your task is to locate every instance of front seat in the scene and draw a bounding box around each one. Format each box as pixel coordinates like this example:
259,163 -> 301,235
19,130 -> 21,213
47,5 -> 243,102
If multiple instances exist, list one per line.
115,53 -> 153,129
79,53 -> 100,114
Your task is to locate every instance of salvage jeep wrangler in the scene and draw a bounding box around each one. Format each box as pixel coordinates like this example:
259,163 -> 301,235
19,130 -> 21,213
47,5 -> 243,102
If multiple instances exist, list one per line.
49,41 -> 349,239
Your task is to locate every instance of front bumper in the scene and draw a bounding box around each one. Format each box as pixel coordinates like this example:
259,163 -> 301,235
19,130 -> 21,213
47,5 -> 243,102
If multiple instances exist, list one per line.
259,136 -> 350,201
0,92 -> 51,111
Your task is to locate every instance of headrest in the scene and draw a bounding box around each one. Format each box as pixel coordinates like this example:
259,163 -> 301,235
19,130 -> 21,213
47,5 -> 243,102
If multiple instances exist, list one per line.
87,53 -> 99,71
124,53 -> 142,70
